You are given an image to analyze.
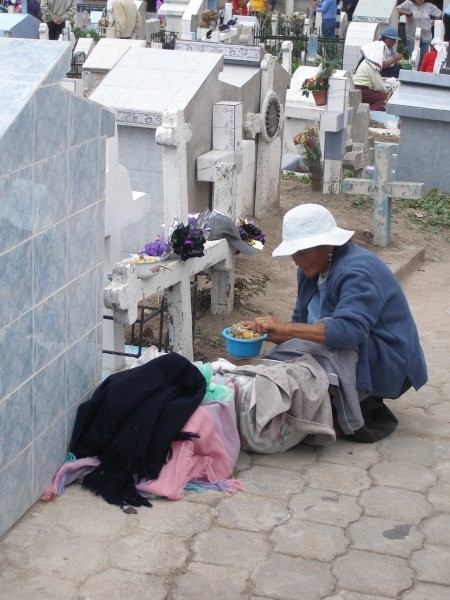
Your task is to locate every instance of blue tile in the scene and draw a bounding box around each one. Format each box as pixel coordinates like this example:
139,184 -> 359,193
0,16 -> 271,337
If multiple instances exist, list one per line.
97,200 -> 105,264
98,137 -> 106,201
0,381 -> 33,470
68,139 -> 100,214
35,85 -> 69,163
0,37 -> 70,81
34,417 -> 66,498
67,269 -> 98,345
67,204 -> 100,280
34,153 -> 69,233
0,447 -> 33,537
101,107 -> 116,138
0,167 -> 33,253
0,241 -> 33,330
34,354 -> 67,438
0,98 -> 34,179
41,49 -> 73,86
34,289 -> 67,371
34,222 -> 67,304
0,312 -> 33,400
69,95 -> 101,147
67,329 -> 101,408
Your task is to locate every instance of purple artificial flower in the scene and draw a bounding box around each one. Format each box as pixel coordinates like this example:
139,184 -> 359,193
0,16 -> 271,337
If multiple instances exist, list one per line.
142,237 -> 168,257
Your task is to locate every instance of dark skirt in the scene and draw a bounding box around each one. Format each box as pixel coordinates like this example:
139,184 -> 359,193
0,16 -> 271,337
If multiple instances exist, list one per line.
355,85 -> 389,111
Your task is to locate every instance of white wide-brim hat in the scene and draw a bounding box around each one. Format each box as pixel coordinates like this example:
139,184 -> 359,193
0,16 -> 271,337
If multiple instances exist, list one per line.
272,204 -> 354,257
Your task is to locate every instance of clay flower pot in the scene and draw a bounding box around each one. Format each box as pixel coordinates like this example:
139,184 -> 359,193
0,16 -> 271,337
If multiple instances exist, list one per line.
312,89 -> 328,106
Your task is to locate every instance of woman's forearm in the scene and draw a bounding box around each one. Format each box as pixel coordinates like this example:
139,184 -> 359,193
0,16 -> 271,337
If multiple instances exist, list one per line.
285,321 -> 326,344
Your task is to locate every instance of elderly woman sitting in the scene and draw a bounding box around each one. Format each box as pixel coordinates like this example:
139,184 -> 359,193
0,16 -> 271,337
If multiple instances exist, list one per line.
243,204 -> 427,443
353,40 -> 390,111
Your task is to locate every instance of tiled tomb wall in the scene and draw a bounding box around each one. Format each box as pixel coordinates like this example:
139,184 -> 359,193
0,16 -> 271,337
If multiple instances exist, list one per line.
0,38 -> 115,536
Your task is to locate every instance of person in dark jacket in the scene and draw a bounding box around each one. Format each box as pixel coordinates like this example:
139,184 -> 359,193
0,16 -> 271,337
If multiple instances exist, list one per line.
27,0 -> 42,19
243,203 -> 427,443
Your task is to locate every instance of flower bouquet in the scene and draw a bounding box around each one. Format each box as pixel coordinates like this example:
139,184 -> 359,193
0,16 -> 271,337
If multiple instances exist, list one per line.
300,53 -> 340,104
301,74 -> 330,98
294,127 -> 323,180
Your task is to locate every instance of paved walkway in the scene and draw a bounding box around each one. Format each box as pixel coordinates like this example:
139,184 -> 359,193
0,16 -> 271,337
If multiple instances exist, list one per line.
0,251 -> 449,600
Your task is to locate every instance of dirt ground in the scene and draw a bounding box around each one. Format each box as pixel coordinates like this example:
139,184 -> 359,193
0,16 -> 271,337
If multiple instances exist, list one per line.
190,176 -> 450,362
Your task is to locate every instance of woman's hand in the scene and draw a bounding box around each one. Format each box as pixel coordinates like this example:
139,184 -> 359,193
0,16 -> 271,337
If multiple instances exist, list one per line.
240,316 -> 291,343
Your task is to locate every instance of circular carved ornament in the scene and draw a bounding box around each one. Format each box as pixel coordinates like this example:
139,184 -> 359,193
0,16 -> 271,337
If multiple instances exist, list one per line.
261,91 -> 281,142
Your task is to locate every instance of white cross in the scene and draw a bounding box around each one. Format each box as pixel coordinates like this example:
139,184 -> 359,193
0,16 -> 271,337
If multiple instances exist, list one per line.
342,142 -> 424,246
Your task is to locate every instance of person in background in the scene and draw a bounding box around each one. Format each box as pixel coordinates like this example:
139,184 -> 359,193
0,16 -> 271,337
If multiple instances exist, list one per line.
312,0 -> 337,37
111,0 -> 141,38
444,2 -> 450,42
243,203 -> 427,443
396,0 -> 442,68
380,27 -> 404,78
353,40 -> 390,111
249,0 -> 269,16
343,0 -> 358,22
232,0 -> 249,16
41,0 -> 76,39
419,37 -> 447,71
27,0 -> 43,19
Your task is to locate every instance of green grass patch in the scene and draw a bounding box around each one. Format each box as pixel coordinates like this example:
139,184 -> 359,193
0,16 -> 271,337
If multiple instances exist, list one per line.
397,188 -> 450,229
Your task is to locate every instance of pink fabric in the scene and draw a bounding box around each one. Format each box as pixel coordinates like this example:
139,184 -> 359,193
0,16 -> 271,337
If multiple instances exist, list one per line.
41,457 -> 100,500
41,400 -> 241,502
137,401 -> 241,499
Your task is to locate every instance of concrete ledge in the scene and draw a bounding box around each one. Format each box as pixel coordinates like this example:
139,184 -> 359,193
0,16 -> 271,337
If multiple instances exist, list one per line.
376,246 -> 426,282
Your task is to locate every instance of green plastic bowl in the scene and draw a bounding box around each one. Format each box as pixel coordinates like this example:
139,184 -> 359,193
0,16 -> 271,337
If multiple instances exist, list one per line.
222,327 -> 268,359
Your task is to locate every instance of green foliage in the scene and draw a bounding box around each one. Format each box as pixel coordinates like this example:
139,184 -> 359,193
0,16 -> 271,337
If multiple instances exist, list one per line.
234,274 -> 269,309
351,196 -> 370,209
294,127 -> 323,177
277,12 -> 305,34
73,26 -> 101,42
396,189 -> 450,229
282,171 -> 306,182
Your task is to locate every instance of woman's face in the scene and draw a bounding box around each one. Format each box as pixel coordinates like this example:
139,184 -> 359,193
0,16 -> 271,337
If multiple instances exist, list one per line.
292,245 -> 333,278
415,0 -> 425,6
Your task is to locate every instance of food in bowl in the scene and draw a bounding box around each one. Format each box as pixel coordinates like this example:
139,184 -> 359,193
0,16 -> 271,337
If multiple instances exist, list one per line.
227,324 -> 262,340
222,325 -> 267,359
123,254 -> 161,278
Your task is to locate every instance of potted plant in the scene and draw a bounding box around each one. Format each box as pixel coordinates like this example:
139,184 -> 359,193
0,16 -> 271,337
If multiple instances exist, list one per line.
300,53 -> 340,105
293,127 -> 323,190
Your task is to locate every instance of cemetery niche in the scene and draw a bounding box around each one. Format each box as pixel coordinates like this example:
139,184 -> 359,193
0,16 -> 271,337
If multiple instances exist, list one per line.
0,36 -> 115,537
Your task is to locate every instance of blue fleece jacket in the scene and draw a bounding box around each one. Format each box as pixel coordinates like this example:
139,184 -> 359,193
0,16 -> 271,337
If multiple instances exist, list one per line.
315,0 -> 337,20
292,242 -> 427,398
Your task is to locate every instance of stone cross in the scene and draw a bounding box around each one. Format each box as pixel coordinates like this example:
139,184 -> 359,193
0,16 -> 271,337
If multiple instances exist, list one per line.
341,142 -> 424,246
104,108 -> 238,361
197,101 -> 246,219
320,71 -> 354,194
281,40 -> 293,75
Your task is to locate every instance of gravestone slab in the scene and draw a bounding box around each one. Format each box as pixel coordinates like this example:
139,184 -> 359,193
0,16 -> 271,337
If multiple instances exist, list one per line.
353,0 -> 399,24
386,70 -> 450,193
0,13 -> 40,39
81,38 -> 146,94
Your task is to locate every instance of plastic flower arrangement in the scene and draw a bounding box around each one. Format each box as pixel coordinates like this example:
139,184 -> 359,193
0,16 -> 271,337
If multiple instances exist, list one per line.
140,237 -> 168,258
294,127 -> 323,178
301,74 -> 329,97
237,218 -> 266,250
300,53 -> 340,98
